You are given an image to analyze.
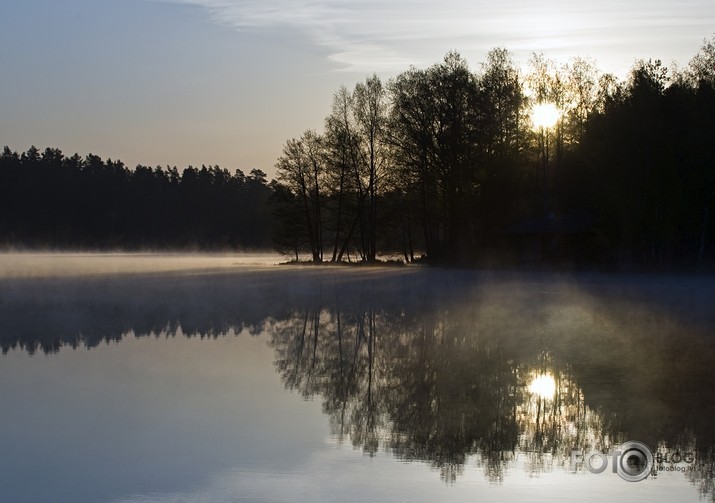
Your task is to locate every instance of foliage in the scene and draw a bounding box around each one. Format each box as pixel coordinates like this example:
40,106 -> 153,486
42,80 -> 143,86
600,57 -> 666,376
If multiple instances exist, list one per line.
273,39 -> 715,268
0,148 -> 274,249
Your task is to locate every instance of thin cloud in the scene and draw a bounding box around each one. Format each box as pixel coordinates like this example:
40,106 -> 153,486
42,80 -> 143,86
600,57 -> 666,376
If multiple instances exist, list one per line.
159,0 -> 715,74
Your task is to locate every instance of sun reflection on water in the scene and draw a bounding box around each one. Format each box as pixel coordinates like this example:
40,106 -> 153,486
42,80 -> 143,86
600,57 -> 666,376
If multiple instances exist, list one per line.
528,373 -> 557,399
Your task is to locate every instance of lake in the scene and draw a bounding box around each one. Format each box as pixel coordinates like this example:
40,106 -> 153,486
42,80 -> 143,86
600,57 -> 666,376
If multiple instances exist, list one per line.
1,253 -> 714,503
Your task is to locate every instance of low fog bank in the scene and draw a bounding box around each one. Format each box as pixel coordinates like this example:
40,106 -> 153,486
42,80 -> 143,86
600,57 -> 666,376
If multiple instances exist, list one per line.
1,258 -> 714,354
0,252 -> 284,278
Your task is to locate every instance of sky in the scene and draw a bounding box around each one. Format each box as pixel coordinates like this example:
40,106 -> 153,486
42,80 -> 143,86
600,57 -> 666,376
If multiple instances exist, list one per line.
1,0 -> 713,178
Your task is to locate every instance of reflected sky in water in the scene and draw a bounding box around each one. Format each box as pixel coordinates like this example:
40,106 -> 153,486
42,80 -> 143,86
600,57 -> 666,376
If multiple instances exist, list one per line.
1,255 -> 714,502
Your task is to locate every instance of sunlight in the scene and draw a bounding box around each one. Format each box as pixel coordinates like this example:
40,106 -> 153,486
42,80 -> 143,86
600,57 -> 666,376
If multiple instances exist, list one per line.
528,373 -> 557,399
531,102 -> 560,129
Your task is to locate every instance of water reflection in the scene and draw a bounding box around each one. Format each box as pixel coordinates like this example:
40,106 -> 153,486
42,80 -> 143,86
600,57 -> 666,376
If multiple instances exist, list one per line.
1,267 -> 715,498
262,276 -> 715,491
528,373 -> 556,398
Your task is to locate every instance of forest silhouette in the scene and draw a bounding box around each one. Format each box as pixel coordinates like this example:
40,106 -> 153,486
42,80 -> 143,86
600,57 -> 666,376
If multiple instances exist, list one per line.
274,40 -> 715,268
2,39 -> 714,267
0,148 -> 273,249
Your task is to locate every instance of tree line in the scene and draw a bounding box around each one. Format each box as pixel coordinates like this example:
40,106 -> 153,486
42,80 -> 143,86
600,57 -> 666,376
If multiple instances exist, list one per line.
273,39 -> 715,268
0,146 -> 273,249
2,39 -> 713,266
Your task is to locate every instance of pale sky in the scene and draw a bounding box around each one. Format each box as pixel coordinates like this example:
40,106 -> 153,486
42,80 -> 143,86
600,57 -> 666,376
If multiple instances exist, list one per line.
1,0 -> 713,178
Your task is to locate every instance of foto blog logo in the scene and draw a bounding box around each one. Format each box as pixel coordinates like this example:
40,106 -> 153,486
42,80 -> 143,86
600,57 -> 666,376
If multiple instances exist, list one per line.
570,441 -> 654,482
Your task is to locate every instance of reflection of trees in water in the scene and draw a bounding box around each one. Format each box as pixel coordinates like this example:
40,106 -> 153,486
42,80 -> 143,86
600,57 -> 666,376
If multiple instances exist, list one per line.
689,447 -> 715,501
651,432 -> 715,502
267,298 -> 556,481
0,269 -> 309,354
267,286 -> 715,489
2,269 -> 715,494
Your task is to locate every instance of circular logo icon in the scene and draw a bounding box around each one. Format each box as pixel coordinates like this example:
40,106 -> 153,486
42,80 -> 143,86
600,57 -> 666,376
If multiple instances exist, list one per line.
617,441 -> 653,482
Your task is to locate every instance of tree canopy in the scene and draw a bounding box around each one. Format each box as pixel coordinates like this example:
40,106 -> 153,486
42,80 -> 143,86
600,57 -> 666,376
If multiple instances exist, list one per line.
273,39 -> 715,269
0,147 -> 273,249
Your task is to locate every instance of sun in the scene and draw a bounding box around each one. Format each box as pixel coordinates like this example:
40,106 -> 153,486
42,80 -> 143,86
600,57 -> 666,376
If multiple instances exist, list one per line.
531,102 -> 560,129
528,373 -> 557,399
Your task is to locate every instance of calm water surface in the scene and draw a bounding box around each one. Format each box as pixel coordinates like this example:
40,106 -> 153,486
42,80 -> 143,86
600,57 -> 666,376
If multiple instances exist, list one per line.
1,254 -> 714,502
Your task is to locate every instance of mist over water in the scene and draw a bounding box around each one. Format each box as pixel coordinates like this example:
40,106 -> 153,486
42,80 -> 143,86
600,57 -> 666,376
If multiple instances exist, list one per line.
1,254 -> 714,503
0,252 -> 284,278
